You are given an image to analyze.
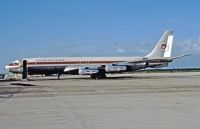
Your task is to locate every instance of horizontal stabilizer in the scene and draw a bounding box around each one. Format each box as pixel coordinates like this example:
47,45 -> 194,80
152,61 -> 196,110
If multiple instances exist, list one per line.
171,54 -> 191,59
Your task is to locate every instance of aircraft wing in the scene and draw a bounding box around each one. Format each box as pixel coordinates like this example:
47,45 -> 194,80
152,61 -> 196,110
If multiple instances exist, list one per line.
64,66 -> 100,75
127,57 -> 173,64
64,67 -> 79,72
62,54 -> 191,76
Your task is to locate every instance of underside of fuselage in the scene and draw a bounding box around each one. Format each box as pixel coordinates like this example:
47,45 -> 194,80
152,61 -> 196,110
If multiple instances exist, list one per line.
28,66 -> 66,75
27,64 -> 149,75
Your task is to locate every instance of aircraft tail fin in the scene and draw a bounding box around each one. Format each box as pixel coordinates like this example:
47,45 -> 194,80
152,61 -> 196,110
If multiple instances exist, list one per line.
146,30 -> 174,58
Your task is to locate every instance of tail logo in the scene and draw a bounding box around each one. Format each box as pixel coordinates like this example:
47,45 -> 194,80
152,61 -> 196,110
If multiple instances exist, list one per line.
161,44 -> 166,49
159,42 -> 168,52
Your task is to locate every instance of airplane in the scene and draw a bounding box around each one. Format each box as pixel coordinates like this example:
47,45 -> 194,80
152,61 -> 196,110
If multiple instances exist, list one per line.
5,30 -> 189,79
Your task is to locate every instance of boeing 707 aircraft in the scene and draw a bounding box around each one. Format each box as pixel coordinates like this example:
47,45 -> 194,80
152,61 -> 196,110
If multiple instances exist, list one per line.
5,31 -> 189,79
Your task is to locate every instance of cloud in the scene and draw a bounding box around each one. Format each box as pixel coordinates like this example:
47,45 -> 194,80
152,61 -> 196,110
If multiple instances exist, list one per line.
175,37 -> 200,55
116,48 -> 126,53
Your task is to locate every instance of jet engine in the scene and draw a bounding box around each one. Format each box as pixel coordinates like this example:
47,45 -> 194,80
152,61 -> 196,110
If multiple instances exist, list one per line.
105,64 -> 126,72
78,67 -> 99,75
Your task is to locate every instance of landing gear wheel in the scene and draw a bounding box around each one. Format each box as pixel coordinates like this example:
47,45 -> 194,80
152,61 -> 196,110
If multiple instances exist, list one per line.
90,73 -> 107,79
90,74 -> 96,79
100,74 -> 106,79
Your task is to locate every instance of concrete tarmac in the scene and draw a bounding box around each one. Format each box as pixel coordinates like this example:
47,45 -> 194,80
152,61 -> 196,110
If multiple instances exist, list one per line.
0,72 -> 200,129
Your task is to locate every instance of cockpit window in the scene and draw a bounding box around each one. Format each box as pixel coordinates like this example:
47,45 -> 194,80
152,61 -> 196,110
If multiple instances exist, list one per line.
9,62 -> 19,66
9,60 -> 21,66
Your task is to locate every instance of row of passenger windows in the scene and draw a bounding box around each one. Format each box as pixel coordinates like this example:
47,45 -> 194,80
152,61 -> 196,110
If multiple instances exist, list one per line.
28,61 -> 114,65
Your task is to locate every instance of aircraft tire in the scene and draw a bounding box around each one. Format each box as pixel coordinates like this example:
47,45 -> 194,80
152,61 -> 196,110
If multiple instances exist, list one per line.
90,73 -> 106,79
90,74 -> 96,79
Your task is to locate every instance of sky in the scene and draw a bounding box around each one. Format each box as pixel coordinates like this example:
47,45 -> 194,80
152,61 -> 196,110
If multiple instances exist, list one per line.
0,0 -> 200,72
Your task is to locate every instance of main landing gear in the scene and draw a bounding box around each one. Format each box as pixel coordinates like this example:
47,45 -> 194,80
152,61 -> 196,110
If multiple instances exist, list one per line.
90,69 -> 107,79
90,73 -> 107,79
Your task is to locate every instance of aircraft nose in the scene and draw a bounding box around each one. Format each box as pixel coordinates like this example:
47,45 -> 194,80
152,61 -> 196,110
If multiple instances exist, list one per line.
5,65 -> 10,71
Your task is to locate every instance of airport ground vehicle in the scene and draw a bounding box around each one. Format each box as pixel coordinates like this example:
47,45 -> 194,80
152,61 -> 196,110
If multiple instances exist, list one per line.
4,72 -> 17,80
0,74 -> 5,79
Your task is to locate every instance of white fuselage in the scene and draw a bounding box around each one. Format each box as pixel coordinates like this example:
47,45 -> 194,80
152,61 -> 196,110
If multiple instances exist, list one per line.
5,56 -> 147,75
25,56 -> 141,67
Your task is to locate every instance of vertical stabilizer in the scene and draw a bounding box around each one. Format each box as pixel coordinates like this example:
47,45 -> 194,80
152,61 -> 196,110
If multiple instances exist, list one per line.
146,31 -> 174,58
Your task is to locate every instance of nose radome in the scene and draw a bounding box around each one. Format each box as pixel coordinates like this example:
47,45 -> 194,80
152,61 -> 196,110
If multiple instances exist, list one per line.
5,65 -> 10,71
